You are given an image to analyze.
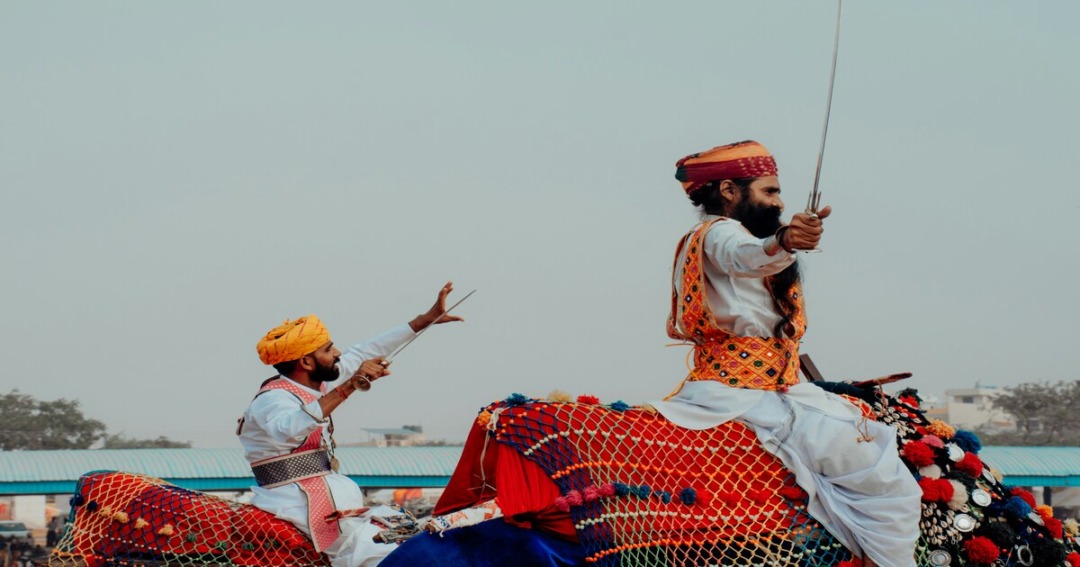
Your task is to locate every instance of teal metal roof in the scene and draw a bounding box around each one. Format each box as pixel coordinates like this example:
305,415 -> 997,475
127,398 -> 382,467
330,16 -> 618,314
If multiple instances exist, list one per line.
979,446 -> 1080,486
1,448 -> 250,482
4,446 -> 1079,495
0,447 -> 462,495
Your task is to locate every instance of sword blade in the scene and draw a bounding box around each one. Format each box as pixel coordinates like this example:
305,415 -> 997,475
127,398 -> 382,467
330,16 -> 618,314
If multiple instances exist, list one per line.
808,0 -> 844,215
386,289 -> 476,362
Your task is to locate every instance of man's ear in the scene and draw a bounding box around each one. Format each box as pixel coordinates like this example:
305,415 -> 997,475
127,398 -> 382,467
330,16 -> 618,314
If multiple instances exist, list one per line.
298,354 -> 316,372
718,179 -> 740,201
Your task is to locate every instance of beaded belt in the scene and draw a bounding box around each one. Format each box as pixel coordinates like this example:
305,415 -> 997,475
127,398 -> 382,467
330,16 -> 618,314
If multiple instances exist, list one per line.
252,448 -> 333,489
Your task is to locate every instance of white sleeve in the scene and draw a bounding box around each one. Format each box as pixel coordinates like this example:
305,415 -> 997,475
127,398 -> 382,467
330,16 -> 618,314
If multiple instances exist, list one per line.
246,390 -> 325,447
703,219 -> 796,278
336,323 -> 417,379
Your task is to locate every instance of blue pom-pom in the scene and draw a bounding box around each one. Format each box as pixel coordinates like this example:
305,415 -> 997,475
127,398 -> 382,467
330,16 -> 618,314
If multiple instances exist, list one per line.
634,485 -> 652,499
610,400 -> 630,412
658,491 -> 672,504
613,482 -> 630,496
504,393 -> 530,406
679,487 -> 697,506
1004,496 -> 1033,518
86,500 -> 99,512
953,430 -> 982,454
70,494 -> 85,507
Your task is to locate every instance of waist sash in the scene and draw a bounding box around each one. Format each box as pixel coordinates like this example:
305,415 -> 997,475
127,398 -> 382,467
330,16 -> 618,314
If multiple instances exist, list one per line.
252,448 -> 333,489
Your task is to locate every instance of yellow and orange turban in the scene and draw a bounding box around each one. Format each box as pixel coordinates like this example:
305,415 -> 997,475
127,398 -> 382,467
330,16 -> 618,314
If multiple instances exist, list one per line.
674,140 -> 778,194
256,315 -> 331,366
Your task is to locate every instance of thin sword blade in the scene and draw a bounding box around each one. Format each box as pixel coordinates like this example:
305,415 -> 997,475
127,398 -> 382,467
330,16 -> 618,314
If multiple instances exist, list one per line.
386,289 -> 476,362
808,0 -> 844,215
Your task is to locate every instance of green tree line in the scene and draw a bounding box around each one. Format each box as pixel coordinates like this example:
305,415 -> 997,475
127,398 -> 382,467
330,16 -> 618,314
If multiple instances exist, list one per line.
976,381 -> 1080,446
1,389 -> 190,450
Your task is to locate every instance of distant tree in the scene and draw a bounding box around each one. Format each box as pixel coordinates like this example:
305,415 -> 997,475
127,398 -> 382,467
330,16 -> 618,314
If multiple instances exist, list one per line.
102,434 -> 192,449
1,389 -> 190,450
0,389 -> 106,450
976,381 -> 1080,446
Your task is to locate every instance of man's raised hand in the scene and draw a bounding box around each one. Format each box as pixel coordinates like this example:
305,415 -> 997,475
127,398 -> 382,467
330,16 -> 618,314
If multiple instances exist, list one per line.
409,281 -> 465,332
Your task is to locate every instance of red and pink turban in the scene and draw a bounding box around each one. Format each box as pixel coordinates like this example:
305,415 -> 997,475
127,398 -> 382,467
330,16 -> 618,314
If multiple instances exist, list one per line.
675,140 -> 778,194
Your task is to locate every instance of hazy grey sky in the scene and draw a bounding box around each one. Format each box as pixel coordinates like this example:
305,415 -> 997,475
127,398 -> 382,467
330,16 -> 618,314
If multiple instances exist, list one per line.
2,1 -> 1077,447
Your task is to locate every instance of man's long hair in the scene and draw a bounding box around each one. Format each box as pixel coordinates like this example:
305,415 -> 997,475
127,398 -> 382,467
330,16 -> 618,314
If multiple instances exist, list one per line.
690,179 -> 801,338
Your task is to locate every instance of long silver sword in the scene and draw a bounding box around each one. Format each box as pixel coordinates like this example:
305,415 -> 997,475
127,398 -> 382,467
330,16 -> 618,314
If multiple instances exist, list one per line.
803,0 -> 844,253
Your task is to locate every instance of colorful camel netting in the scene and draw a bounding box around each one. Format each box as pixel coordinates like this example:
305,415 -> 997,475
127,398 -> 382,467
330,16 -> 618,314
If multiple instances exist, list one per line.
45,385 -> 1080,566
469,386 -> 1080,566
48,471 -> 329,567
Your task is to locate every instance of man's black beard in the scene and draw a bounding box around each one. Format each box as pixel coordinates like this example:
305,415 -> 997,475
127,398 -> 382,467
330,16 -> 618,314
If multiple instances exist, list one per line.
310,359 -> 341,383
734,200 -> 783,238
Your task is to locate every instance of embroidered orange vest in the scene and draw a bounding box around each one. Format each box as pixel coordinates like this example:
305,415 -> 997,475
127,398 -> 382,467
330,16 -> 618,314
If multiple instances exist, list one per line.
257,378 -> 341,552
667,218 -> 806,390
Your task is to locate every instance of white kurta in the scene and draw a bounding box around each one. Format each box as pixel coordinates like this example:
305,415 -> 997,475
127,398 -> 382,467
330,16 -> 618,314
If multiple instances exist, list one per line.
239,323 -> 415,567
651,218 -> 922,567
673,216 -> 796,337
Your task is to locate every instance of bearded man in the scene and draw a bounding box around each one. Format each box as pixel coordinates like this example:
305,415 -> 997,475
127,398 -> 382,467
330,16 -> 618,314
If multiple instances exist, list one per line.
238,282 -> 462,567
649,141 -> 921,567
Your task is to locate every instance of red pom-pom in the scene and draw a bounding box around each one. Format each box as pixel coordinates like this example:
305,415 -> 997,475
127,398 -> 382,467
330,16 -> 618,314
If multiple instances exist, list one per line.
598,483 -> 615,498
836,559 -> 863,567
576,394 -> 600,405
937,479 -> 955,502
1066,552 -> 1080,567
1011,487 -> 1037,508
565,490 -> 583,506
779,486 -> 808,501
918,477 -> 939,501
1045,516 -> 1064,539
964,536 -> 1000,563
955,452 -> 984,477
583,485 -> 600,502
902,441 -> 936,467
899,394 -> 920,408
554,496 -> 570,512
918,477 -> 954,502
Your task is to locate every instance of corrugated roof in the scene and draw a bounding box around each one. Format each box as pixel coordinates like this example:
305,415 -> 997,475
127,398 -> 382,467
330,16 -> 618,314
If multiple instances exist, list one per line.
4,446 -> 1079,490
979,447 -> 1080,478
336,447 -> 459,477
362,428 -> 424,436
0,447 -> 462,482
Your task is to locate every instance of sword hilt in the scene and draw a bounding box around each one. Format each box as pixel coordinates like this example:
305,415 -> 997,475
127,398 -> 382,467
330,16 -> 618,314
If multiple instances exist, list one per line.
798,200 -> 823,253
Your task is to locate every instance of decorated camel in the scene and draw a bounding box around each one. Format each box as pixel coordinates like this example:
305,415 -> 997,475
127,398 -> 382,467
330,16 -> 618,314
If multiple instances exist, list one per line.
44,377 -> 1080,567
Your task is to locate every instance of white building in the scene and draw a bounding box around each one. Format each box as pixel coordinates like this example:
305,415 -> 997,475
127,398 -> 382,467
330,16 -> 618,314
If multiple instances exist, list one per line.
944,385 -> 1014,432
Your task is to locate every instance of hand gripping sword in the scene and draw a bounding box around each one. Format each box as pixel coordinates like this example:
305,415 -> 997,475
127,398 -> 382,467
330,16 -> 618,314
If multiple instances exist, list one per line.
802,0 -> 844,253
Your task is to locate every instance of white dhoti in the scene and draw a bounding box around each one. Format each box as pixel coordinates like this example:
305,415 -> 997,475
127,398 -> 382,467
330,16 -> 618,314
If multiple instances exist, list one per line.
323,507 -> 401,567
253,480 -> 399,567
650,381 -> 922,567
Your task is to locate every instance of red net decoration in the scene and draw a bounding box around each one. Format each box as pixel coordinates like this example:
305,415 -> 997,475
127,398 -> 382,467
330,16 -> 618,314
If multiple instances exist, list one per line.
485,398 -> 852,566
48,471 -> 329,567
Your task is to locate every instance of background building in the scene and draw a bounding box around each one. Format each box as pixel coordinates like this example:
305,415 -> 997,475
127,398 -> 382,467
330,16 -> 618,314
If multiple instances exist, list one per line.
943,385 -> 1014,432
